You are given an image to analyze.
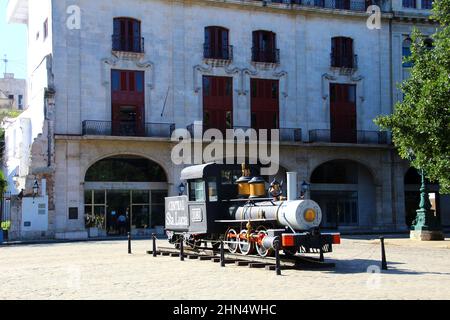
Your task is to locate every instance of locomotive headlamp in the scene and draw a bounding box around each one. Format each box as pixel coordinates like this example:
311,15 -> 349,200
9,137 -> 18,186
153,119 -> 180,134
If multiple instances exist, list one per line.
304,209 -> 317,223
178,183 -> 186,196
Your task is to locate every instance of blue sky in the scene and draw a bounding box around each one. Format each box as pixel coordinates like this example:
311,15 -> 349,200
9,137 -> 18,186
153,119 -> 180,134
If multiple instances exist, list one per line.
0,0 -> 27,79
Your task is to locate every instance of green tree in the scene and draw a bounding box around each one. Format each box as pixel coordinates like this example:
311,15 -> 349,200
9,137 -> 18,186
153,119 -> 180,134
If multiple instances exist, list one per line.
375,0 -> 450,193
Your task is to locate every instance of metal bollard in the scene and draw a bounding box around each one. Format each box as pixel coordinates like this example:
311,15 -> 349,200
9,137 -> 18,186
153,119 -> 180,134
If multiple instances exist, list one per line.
275,239 -> 281,276
128,232 -> 132,255
380,237 -> 388,270
180,237 -> 185,261
319,236 -> 324,262
152,233 -> 157,257
220,241 -> 225,268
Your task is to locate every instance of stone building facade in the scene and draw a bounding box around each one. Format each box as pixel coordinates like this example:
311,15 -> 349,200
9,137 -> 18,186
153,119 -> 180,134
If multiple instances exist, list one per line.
0,73 -> 26,110
4,0 -> 449,240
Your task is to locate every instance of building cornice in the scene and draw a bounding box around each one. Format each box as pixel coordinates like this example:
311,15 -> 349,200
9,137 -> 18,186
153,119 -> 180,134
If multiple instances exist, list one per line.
6,0 -> 28,24
186,0 -> 394,19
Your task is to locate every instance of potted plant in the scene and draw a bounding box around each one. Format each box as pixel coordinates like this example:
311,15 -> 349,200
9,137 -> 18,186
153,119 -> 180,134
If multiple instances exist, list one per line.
85,215 -> 105,238
0,220 -> 11,243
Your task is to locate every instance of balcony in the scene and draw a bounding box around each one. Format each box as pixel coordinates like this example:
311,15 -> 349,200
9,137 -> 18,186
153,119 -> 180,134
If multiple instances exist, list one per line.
112,35 -> 145,54
82,121 -> 175,139
187,124 -> 302,142
252,47 -> 280,64
331,54 -> 358,69
309,130 -> 389,145
275,0 -> 373,11
203,44 -> 233,61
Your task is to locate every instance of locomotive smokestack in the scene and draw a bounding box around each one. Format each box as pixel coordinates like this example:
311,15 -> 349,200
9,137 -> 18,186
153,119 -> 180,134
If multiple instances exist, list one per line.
287,172 -> 298,201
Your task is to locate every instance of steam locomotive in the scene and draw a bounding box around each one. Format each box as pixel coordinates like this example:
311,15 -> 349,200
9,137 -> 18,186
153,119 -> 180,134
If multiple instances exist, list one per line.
165,163 -> 340,257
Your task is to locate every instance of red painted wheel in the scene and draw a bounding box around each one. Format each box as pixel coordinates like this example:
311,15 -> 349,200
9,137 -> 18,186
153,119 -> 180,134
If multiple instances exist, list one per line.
226,229 -> 239,254
238,230 -> 254,256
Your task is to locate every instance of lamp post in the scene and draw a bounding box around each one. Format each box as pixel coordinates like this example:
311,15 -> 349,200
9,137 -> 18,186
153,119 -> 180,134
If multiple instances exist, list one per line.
178,183 -> 186,196
32,179 -> 39,198
31,179 -> 39,204
301,181 -> 310,199
407,151 -> 444,241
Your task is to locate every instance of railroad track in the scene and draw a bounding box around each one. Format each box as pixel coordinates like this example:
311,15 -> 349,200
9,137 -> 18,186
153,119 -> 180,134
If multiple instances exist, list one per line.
147,245 -> 335,272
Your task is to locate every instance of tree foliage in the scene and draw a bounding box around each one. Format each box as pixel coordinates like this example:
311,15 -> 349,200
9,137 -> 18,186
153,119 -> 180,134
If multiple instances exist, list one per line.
375,0 -> 450,193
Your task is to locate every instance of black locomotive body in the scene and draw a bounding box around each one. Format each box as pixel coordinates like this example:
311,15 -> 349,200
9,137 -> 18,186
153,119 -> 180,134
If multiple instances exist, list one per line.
165,163 -> 340,257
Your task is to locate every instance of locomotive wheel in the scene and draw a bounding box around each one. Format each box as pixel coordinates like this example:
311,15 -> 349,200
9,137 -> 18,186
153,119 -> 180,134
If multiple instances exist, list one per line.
238,230 -> 254,256
255,230 -> 272,258
226,229 -> 239,254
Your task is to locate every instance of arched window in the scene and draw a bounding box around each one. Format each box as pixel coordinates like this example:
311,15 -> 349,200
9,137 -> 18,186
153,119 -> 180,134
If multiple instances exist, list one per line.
252,30 -> 279,63
402,37 -> 413,68
113,17 -> 143,53
331,37 -> 355,68
85,155 -> 167,182
204,26 -> 230,60
310,160 -> 376,228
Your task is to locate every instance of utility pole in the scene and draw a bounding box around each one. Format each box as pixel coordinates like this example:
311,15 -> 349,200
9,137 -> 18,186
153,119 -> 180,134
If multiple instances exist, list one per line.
2,55 -> 8,75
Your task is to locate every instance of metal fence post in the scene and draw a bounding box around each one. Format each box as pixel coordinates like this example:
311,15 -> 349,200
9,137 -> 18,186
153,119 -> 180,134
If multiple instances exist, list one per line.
152,233 -> 157,257
180,237 -> 185,261
275,239 -> 281,276
380,237 -> 388,270
220,241 -> 225,268
128,232 -> 132,254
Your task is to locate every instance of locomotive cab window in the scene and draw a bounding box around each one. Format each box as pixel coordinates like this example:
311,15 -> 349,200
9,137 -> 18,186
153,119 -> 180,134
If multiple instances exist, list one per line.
207,177 -> 218,202
189,180 -> 206,202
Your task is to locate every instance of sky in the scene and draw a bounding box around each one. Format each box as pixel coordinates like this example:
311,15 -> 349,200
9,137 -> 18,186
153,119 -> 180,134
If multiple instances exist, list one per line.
0,0 -> 27,79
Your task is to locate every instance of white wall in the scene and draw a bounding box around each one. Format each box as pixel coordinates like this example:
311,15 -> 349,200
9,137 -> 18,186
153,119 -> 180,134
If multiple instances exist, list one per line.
49,0 -> 392,142
21,196 -> 49,234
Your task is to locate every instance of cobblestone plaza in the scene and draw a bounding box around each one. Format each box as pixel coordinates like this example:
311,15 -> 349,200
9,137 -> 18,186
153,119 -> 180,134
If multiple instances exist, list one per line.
1,236 -> 449,300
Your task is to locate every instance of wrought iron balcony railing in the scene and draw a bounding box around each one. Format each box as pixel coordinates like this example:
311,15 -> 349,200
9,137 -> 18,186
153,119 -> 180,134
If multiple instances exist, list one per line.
268,0 -> 374,11
203,44 -> 234,61
186,124 -> 302,142
309,129 -> 389,144
112,35 -> 145,53
331,53 -> 358,69
252,47 -> 280,64
82,121 -> 175,138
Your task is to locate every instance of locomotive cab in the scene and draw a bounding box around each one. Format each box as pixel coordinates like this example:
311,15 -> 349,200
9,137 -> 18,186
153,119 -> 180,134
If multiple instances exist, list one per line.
165,163 -> 260,239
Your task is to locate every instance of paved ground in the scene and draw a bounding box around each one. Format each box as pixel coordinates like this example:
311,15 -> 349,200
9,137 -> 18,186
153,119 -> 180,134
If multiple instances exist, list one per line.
0,235 -> 449,300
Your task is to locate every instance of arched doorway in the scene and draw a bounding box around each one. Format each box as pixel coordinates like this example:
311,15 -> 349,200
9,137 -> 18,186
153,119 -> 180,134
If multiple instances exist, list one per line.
310,160 -> 376,230
84,155 -> 168,236
404,168 -> 441,228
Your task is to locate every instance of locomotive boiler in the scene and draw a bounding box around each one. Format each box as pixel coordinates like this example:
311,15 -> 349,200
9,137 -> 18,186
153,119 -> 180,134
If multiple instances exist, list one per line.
165,163 -> 340,258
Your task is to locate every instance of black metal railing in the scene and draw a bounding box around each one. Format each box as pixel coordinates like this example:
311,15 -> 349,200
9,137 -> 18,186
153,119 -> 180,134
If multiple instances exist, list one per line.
204,44 -> 234,60
421,0 -> 432,9
285,0 -> 371,11
252,47 -> 280,64
280,128 -> 303,142
309,129 -> 388,144
82,121 -> 175,138
331,53 -> 358,69
402,0 -> 416,8
186,124 -> 302,142
112,35 -> 145,53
